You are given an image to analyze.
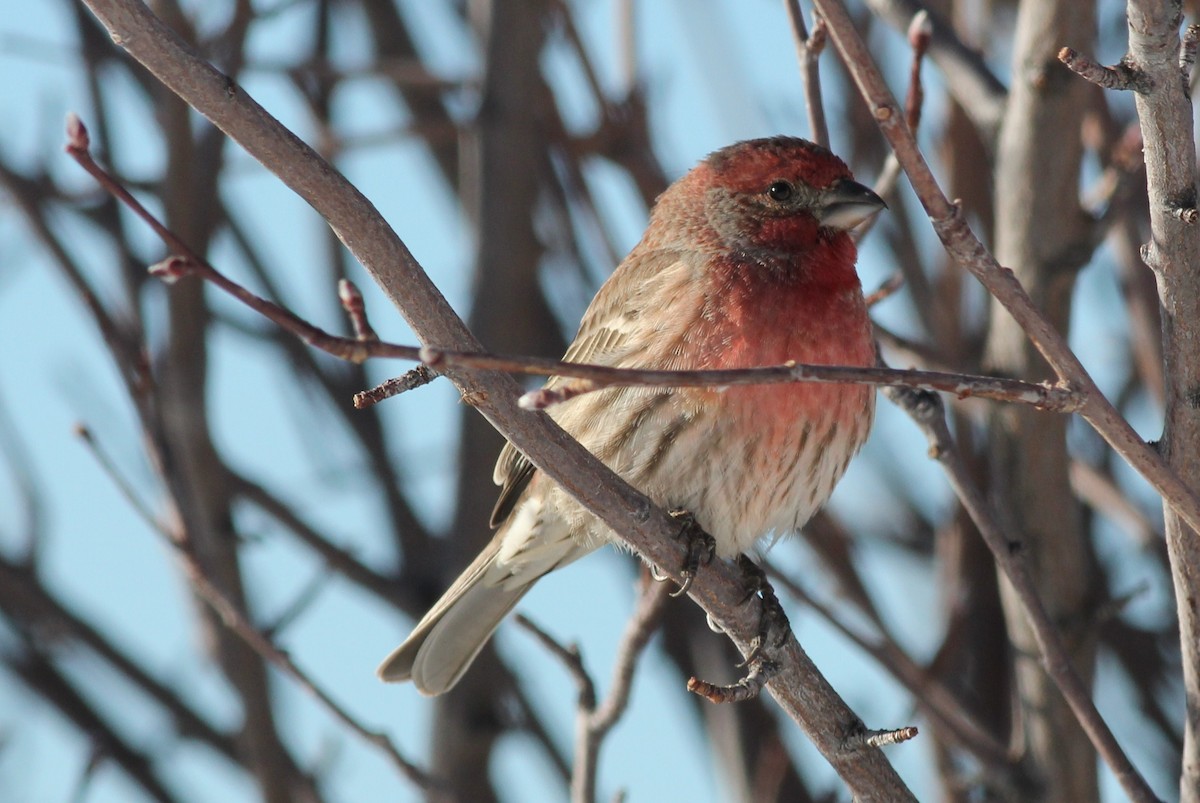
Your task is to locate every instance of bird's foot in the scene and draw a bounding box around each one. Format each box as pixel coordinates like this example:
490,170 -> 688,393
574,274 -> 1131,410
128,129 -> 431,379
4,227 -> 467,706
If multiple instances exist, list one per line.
685,555 -> 793,704
734,555 -> 791,667
656,508 -> 714,598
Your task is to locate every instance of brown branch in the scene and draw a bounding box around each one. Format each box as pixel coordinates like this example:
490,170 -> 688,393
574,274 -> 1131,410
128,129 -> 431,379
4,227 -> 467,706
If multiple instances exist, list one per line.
1124,3 -> 1200,799
842,725 -> 920,751
862,0 -> 1007,141
687,659 -> 779,704
784,0 -> 830,148
578,579 -> 670,803
1058,47 -> 1153,93
905,11 -> 931,132
353,366 -> 438,408
1180,24 -> 1200,89
515,361 -> 1078,412
858,8 -> 930,242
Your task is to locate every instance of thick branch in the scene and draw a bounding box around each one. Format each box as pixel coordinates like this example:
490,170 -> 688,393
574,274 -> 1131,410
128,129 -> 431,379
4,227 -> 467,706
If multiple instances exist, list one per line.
1125,2 -> 1200,800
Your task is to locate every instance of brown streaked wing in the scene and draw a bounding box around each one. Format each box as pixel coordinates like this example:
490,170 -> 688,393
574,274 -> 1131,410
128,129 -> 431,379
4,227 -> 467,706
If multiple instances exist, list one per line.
489,249 -> 692,527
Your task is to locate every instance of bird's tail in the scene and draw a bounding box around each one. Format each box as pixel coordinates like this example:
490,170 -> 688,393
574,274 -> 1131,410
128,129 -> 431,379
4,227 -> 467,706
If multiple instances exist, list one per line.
377,517 -> 589,695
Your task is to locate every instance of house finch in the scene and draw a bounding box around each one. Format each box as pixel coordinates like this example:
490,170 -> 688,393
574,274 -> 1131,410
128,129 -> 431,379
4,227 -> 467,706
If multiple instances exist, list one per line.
378,136 -> 883,695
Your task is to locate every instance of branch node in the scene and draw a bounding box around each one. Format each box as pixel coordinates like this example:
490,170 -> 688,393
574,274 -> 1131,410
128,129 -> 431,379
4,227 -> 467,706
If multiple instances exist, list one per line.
519,379 -> 600,410
809,13 -> 828,54
64,112 -> 90,152
1180,24 -> 1200,88
1169,203 -> 1199,224
338,278 -> 379,342
418,345 -> 444,366
148,255 -> 196,284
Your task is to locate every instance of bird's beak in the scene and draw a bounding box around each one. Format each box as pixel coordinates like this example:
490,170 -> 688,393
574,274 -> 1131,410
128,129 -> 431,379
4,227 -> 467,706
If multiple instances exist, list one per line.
817,179 -> 887,230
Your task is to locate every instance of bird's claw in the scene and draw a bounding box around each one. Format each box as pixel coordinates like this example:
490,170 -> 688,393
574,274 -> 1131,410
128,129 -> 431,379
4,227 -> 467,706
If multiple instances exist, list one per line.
667,509 -> 715,598
734,555 -> 790,666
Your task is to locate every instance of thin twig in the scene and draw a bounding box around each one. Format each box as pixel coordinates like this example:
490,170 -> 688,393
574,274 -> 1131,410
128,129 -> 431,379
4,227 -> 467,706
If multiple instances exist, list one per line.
842,725 -> 920,752
514,614 -> 594,701
784,0 -> 830,148
354,366 -> 439,408
864,272 -> 905,307
583,579 -> 668,803
904,11 -> 931,132
858,9 -> 931,241
687,659 -> 779,704
515,360 -> 1078,412
588,579 -> 670,734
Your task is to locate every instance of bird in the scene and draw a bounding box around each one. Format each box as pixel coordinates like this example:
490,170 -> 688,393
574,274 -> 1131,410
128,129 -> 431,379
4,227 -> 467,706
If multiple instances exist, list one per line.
378,136 -> 884,695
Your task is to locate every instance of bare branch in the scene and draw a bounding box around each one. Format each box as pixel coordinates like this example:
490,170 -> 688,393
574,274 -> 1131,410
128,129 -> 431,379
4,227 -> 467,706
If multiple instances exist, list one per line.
862,0 -> 1007,140
1124,2 -> 1200,797
1180,24 -> 1200,89
687,658 -> 779,704
842,725 -> 920,751
353,366 -> 439,408
1058,47 -> 1152,93
767,565 -> 1014,773
784,0 -> 830,148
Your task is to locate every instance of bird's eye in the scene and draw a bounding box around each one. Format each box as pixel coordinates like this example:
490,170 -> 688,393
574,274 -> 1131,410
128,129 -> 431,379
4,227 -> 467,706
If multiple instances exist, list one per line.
767,180 -> 795,202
